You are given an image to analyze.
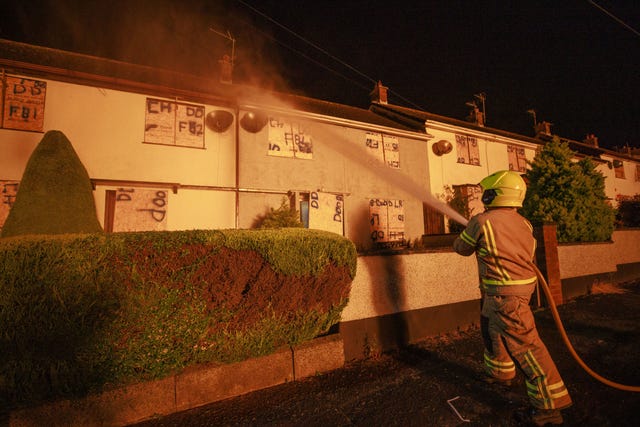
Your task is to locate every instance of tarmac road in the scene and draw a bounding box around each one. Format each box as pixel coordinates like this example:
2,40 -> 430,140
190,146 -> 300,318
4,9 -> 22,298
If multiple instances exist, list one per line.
132,280 -> 640,427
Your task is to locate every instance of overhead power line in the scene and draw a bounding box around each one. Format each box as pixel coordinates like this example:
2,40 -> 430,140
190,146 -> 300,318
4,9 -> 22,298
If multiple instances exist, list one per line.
588,0 -> 640,37
234,15 -> 373,93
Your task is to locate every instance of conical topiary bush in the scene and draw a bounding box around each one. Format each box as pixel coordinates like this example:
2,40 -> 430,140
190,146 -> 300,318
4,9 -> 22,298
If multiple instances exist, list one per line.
1,130 -> 103,237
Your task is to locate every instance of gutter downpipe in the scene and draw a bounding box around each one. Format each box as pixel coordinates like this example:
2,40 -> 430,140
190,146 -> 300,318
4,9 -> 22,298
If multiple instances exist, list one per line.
235,104 -> 240,229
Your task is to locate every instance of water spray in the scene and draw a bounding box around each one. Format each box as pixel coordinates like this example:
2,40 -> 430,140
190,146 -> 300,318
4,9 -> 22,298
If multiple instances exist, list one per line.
308,123 -> 469,227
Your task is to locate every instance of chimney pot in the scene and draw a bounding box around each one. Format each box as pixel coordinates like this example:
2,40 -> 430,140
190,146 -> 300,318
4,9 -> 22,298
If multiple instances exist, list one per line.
370,81 -> 388,104
535,121 -> 553,139
583,134 -> 599,147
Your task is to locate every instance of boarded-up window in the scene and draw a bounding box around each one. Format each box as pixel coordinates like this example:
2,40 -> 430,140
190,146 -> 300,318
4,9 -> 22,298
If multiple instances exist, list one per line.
0,180 -> 19,232
308,191 -> 344,235
1,76 -> 46,131
383,135 -> 400,168
267,117 -> 313,159
365,132 -> 400,168
144,98 -> 204,148
456,134 -> 480,165
614,161 -> 625,179
111,188 -> 169,232
365,132 -> 385,163
369,198 -> 405,247
507,144 -> 527,172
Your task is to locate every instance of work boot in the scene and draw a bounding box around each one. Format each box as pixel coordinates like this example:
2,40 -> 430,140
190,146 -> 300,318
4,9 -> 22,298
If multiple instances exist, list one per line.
514,407 -> 564,426
482,375 -> 513,387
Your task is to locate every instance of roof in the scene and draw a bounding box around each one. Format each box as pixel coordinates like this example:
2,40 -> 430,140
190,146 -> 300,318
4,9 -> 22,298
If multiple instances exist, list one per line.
370,101 -> 639,162
0,39 -> 414,133
1,38 -> 637,161
370,102 -> 542,144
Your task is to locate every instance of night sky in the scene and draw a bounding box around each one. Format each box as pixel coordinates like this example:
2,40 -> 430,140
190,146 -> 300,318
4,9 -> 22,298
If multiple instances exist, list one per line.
1,0 -> 638,150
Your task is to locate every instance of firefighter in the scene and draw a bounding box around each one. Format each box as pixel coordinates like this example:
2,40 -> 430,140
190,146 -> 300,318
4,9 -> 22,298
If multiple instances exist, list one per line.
453,170 -> 572,426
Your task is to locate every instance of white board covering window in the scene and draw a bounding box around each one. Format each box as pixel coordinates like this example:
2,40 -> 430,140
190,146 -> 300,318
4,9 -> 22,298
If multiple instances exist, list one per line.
365,132 -> 400,169
456,134 -> 480,166
1,76 -> 46,132
144,98 -> 205,148
267,117 -> 313,159
308,191 -> 344,235
369,198 -> 405,246
113,187 -> 169,232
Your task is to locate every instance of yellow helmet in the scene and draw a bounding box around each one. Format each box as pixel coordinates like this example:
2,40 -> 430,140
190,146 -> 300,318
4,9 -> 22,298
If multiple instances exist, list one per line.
479,170 -> 526,207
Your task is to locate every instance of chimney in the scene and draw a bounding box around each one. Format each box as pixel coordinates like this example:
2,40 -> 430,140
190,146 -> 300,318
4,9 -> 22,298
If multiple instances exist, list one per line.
370,81 -> 388,104
218,54 -> 233,84
535,121 -> 553,139
583,134 -> 599,147
465,103 -> 484,127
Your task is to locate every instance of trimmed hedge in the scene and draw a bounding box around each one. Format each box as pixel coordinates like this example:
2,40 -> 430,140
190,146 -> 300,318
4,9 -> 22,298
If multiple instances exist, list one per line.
0,130 -> 102,237
0,228 -> 357,409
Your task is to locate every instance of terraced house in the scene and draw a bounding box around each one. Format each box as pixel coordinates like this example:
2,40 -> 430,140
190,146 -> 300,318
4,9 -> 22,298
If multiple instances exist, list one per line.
2,38 -> 639,357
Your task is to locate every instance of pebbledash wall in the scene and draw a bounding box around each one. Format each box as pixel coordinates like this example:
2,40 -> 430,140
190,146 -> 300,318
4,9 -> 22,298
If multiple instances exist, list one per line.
340,228 -> 640,359
2,40 -> 640,361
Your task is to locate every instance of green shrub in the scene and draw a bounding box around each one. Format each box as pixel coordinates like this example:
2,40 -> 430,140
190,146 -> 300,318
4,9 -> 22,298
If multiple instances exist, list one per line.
256,197 -> 304,229
1,130 -> 102,237
521,138 -> 615,242
0,229 -> 356,409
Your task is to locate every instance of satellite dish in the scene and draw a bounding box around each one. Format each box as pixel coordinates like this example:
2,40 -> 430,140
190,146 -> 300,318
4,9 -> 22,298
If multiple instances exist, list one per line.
240,111 -> 268,133
432,140 -> 453,156
205,110 -> 234,133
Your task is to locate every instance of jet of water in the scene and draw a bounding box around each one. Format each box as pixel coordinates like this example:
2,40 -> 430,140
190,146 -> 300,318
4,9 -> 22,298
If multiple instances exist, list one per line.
310,123 -> 469,228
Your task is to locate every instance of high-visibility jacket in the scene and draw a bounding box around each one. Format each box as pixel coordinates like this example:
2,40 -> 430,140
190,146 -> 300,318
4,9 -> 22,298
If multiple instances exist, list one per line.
453,207 -> 537,296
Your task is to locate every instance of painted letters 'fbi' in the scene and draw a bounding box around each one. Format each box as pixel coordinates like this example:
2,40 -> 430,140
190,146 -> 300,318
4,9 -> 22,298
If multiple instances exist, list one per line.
267,117 -> 313,159
2,76 -> 46,131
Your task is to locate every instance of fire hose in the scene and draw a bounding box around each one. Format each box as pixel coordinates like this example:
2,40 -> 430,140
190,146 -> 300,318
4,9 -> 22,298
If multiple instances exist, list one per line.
531,262 -> 640,392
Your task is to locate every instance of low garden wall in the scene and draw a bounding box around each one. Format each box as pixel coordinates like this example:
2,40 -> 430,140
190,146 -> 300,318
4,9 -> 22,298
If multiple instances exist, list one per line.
558,229 -> 640,299
340,228 -> 640,360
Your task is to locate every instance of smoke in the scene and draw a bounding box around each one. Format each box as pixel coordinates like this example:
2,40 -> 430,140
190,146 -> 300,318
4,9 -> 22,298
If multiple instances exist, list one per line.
1,0 -> 355,103
2,1 -> 468,228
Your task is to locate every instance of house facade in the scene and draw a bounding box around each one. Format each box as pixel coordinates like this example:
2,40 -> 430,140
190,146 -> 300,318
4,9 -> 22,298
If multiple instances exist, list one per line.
2,39 -> 639,248
3,39 -> 640,359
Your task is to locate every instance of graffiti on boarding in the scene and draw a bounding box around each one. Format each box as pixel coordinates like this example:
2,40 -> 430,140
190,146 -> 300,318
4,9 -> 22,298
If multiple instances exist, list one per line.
1,76 -> 46,131
369,198 -> 405,246
0,180 -> 19,232
144,98 -> 205,148
267,117 -> 313,159
308,191 -> 343,235
113,188 -> 168,232
365,132 -> 400,169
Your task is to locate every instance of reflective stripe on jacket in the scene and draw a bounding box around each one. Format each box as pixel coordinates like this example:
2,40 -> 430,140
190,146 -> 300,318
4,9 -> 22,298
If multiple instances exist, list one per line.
453,208 -> 537,296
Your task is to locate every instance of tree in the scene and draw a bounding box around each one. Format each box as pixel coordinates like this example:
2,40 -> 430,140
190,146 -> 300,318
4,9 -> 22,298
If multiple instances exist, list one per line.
521,137 -> 615,242
1,130 -> 103,237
